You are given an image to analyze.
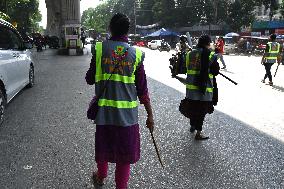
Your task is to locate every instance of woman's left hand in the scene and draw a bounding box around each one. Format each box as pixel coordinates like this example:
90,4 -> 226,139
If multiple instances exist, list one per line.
146,115 -> 154,133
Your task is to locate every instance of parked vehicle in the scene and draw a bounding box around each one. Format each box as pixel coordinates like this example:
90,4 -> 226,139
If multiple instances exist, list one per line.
223,37 -> 236,55
254,37 -> 268,55
158,41 -> 171,52
148,40 -> 162,50
135,41 -> 146,47
47,36 -> 60,49
85,37 -> 94,44
0,19 -> 35,125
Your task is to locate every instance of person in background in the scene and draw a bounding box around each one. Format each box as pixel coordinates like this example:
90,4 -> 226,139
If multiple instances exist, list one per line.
215,36 -> 227,69
85,13 -> 154,189
174,35 -> 220,140
261,33 -> 281,86
80,28 -> 86,48
246,40 -> 251,55
175,35 -> 191,53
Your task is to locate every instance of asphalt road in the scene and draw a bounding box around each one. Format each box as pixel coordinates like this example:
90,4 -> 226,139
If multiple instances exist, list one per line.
0,47 -> 283,189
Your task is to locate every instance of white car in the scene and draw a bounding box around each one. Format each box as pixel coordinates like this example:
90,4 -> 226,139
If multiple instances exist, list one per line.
85,37 -> 94,44
148,40 -> 162,50
0,19 -> 35,125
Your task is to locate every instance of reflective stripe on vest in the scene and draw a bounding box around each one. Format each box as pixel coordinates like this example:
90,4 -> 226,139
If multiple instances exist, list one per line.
94,41 -> 143,126
185,49 -> 214,101
95,43 -> 142,83
266,42 -> 280,61
98,99 -> 138,108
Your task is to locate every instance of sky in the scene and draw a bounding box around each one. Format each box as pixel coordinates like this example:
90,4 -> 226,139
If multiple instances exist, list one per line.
39,0 -> 101,28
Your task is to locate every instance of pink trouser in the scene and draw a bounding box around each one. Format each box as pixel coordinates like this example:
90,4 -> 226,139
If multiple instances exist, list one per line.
97,162 -> 130,189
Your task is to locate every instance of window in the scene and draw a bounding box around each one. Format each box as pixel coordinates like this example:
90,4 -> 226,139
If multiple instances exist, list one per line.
0,27 -> 11,50
9,30 -> 23,50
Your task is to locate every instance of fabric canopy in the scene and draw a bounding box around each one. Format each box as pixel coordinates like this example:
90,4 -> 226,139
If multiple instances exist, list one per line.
253,21 -> 284,29
225,32 -> 240,37
146,28 -> 179,37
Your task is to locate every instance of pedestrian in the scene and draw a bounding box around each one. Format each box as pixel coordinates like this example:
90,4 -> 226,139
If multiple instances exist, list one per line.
175,35 -> 191,53
215,36 -> 227,69
246,40 -> 251,55
261,34 -> 281,86
85,13 -> 154,189
80,28 -> 86,48
175,35 -> 220,140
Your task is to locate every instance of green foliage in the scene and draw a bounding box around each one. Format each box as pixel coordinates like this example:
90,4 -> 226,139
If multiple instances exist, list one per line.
83,0 -> 282,33
0,11 -> 10,21
0,0 -> 42,33
226,0 -> 256,32
281,0 -> 284,16
81,4 -> 112,33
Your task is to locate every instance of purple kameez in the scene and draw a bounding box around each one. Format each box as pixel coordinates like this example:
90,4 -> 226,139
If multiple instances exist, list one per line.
85,36 -> 150,164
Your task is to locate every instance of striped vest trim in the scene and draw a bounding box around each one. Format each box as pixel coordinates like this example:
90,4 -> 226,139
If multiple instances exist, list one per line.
265,42 -> 280,63
98,99 -> 138,108
185,49 -> 215,101
94,41 -> 143,126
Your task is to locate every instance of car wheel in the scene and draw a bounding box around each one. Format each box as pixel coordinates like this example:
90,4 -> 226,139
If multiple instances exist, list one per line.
27,65 -> 35,88
0,88 -> 6,125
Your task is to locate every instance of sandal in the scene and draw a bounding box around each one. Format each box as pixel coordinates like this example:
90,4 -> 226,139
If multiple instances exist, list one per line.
92,172 -> 105,186
195,134 -> 209,140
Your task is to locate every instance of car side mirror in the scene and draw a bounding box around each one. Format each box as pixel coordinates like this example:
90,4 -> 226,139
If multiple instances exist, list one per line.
24,42 -> 33,49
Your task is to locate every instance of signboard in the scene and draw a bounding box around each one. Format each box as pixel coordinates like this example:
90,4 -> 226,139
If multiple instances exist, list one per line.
69,39 -> 77,48
251,32 -> 261,37
275,29 -> 284,34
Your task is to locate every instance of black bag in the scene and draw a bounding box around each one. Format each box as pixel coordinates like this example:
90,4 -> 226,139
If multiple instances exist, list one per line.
179,98 -> 191,118
87,48 -> 128,120
87,97 -> 99,120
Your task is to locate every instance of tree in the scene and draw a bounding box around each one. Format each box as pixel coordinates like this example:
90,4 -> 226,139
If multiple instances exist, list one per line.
226,0 -> 256,32
81,3 -> 112,33
0,0 -> 42,33
136,0 -> 155,26
0,11 -> 10,21
152,0 -> 176,27
256,0 -> 279,20
280,0 -> 284,16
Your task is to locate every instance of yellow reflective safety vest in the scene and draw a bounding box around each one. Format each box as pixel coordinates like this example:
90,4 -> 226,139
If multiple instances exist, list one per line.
265,42 -> 280,63
185,49 -> 215,101
95,41 -> 143,126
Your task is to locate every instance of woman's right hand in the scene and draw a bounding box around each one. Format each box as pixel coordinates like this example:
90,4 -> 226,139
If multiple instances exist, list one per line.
146,115 -> 154,133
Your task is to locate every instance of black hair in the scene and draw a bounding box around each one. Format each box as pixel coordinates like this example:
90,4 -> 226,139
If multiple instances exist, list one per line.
219,36 -> 225,43
180,35 -> 187,42
109,13 -> 130,36
270,33 -> 276,41
197,35 -> 212,48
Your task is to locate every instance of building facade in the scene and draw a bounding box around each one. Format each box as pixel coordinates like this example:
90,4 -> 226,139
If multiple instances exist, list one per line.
255,0 -> 282,21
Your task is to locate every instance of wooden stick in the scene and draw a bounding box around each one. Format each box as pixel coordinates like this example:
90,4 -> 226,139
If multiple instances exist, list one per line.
149,128 -> 164,168
219,72 -> 238,85
274,64 -> 280,77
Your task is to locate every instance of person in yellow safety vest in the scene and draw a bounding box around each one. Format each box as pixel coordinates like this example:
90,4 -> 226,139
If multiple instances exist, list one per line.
261,34 -> 282,86
174,35 -> 220,140
85,13 -> 154,188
